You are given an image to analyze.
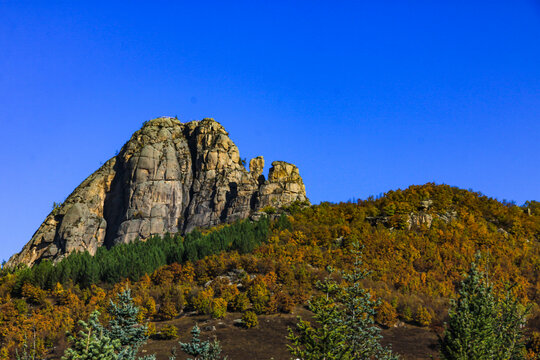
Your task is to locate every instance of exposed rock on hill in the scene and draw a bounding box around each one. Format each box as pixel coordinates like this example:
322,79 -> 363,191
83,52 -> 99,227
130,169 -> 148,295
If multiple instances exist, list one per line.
366,198 -> 459,231
8,117 -> 308,267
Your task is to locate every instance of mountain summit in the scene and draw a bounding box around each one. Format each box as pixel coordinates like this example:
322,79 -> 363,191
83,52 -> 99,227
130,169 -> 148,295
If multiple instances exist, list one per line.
8,117 -> 308,267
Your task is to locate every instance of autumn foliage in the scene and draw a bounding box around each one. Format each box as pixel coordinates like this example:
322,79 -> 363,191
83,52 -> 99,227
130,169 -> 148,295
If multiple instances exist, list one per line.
0,183 -> 539,358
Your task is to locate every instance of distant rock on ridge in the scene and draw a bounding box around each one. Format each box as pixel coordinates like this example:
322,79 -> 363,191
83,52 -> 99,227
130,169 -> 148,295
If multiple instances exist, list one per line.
8,117 -> 308,267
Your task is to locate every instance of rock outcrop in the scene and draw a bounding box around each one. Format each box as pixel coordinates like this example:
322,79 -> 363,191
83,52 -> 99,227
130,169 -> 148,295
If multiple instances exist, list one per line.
8,117 -> 308,267
366,199 -> 459,231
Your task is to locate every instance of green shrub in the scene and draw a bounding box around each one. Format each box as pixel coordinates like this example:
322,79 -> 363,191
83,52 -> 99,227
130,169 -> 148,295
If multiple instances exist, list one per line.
191,288 -> 214,315
211,298 -> 227,319
146,322 -> 157,337
262,206 -> 276,214
401,306 -> 413,322
158,325 -> 178,340
242,311 -> 258,328
414,305 -> 432,327
231,292 -> 250,312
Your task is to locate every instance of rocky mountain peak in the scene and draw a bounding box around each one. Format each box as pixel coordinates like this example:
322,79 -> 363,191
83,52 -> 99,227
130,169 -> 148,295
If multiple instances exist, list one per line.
7,117 -> 308,267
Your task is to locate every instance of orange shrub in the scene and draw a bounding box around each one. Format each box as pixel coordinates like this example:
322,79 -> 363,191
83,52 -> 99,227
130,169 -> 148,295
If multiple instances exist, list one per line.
21,284 -> 46,305
157,301 -> 178,320
376,300 -> 398,327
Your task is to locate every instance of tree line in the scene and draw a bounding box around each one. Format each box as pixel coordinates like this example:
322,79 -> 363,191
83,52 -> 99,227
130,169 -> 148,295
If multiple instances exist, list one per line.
12,216 -> 272,292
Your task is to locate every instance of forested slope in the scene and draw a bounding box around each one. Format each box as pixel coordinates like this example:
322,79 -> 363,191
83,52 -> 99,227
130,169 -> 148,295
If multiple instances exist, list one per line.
1,183 -> 539,359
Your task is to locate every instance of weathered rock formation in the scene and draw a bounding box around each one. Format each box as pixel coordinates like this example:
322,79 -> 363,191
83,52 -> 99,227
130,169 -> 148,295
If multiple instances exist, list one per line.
366,199 -> 458,230
8,117 -> 308,267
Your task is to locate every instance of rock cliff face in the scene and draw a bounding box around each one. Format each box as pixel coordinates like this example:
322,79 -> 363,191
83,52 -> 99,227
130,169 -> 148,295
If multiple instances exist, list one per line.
8,117 -> 308,267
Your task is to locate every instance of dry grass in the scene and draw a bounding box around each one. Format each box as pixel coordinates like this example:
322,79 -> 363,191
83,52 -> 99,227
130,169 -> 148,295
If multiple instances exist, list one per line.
139,307 -> 440,360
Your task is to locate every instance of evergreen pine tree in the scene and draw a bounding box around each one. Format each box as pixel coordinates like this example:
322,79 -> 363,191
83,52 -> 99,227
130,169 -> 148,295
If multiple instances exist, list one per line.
62,311 -> 120,360
439,256 -> 528,360
338,246 -> 398,360
288,244 -> 398,360
106,288 -> 150,360
177,325 -> 226,360
63,290 -> 155,360
494,287 -> 529,360
287,291 -> 347,359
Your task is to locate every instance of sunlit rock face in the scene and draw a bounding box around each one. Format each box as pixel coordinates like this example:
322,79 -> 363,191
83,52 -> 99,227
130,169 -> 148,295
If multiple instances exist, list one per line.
8,117 -> 308,267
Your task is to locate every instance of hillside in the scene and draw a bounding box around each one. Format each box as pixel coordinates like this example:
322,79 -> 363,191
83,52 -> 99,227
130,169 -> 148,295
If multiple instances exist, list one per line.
1,183 -> 539,358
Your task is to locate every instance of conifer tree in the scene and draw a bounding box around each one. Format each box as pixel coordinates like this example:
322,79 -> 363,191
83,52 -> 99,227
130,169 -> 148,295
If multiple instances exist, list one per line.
288,244 -> 398,360
439,256 -> 528,360
176,325 -> 226,360
63,290 -> 155,360
338,247 -> 398,360
494,288 -> 529,360
287,291 -> 347,359
106,289 -> 149,360
62,311 -> 119,360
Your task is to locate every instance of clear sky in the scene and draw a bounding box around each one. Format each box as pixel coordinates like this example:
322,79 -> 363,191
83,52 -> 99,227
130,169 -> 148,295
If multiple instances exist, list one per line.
1,1 -> 539,261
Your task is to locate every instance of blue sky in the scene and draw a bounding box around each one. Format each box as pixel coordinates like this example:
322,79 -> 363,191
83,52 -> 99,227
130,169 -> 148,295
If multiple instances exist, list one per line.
1,1 -> 539,261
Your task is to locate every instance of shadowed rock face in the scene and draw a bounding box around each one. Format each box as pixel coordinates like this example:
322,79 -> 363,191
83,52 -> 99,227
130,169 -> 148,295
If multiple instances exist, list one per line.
8,117 -> 308,267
